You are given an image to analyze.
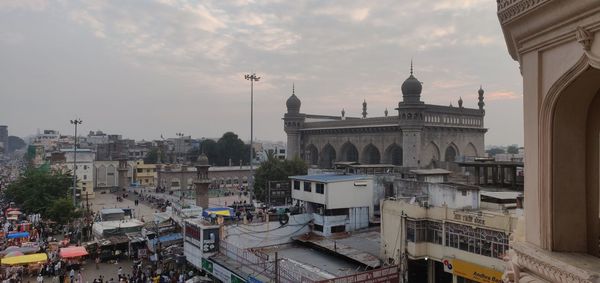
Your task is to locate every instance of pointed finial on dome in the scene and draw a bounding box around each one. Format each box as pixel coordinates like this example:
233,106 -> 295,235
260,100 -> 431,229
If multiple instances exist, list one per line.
410,59 -> 414,75
341,108 -> 345,119
384,108 -> 389,117
292,83 -> 295,95
362,99 -> 367,118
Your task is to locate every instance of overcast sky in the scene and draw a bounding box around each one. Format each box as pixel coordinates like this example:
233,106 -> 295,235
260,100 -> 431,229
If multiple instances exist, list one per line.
0,0 -> 523,146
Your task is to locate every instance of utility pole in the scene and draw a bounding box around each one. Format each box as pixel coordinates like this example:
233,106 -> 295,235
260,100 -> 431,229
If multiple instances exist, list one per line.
70,118 -> 82,207
244,73 -> 260,201
274,251 -> 279,283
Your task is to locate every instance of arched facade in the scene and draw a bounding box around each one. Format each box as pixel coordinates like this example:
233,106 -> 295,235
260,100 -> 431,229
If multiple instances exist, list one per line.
463,142 -> 478,157
319,144 -> 336,169
444,143 -> 459,162
361,144 -> 381,164
340,142 -> 359,162
383,144 -> 403,166
422,141 -> 441,166
306,144 -> 319,166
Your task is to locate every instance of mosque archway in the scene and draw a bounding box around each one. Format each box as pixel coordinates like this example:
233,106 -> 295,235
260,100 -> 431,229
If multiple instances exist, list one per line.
361,144 -> 381,164
340,142 -> 359,162
305,144 -> 319,166
444,144 -> 458,162
423,142 -> 440,166
383,144 -> 403,166
463,142 -> 478,157
320,144 -> 337,168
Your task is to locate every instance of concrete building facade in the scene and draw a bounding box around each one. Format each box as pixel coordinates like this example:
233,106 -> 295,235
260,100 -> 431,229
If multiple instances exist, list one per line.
284,71 -> 487,169
497,0 -> 600,282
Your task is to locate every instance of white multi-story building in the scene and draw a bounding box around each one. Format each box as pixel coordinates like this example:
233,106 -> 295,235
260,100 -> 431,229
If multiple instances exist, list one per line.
255,141 -> 286,163
381,181 -> 517,283
290,174 -> 374,236
31,130 -> 60,151
62,148 -> 96,199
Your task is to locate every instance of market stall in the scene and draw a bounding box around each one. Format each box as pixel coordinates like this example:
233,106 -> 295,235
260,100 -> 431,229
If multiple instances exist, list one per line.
0,253 -> 48,275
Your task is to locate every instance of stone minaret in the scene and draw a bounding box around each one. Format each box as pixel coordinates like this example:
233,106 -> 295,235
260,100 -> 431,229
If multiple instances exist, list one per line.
283,84 -> 305,160
362,100 -> 367,118
194,153 -> 211,208
117,156 -> 129,190
478,86 -> 485,112
398,63 -> 425,168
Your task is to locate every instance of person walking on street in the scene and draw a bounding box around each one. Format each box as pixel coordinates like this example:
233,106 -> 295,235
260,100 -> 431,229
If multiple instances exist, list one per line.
37,274 -> 44,283
69,269 -> 75,283
95,256 -> 100,270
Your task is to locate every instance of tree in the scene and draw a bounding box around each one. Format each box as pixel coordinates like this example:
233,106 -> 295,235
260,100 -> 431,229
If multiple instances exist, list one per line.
7,136 -> 26,153
47,198 -> 79,224
3,167 -> 73,220
199,139 -> 219,165
506,145 -> 519,154
486,147 -> 505,156
253,155 -> 307,202
216,132 -> 248,166
144,148 -> 165,164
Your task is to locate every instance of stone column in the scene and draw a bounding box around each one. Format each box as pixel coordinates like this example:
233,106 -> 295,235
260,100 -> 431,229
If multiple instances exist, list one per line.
194,154 -> 211,208
483,166 -> 488,185
474,166 -> 480,185
118,158 -> 128,190
402,128 -> 422,168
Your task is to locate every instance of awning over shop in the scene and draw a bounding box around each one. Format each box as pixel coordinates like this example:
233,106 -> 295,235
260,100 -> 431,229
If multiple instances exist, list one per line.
59,246 -> 88,258
1,253 -> 47,265
202,208 -> 234,218
7,232 -> 29,239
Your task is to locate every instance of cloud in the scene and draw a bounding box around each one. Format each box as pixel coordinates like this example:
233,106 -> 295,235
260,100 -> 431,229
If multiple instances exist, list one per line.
486,91 -> 520,101
433,0 -> 487,11
0,0 -> 47,11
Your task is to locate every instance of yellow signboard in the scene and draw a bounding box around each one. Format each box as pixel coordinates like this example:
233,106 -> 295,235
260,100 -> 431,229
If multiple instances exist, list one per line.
445,259 -> 503,283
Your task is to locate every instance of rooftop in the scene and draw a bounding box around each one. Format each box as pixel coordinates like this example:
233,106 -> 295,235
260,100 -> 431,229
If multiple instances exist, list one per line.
289,174 -> 371,183
410,168 -> 452,175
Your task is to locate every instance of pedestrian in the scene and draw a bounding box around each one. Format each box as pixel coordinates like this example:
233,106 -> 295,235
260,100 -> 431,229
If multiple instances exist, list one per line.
77,271 -> 82,283
37,274 -> 43,283
69,269 -> 75,283
95,256 -> 100,270
118,267 -> 123,279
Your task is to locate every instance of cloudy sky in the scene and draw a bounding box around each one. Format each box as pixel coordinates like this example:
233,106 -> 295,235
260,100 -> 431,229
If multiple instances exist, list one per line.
0,0 -> 523,146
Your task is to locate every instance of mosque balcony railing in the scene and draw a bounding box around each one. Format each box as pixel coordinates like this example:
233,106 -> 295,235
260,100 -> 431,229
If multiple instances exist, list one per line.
422,112 -> 485,128
302,115 -> 399,129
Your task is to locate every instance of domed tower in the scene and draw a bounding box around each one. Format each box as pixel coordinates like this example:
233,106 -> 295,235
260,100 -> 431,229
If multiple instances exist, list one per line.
283,84 -> 305,160
401,61 -> 424,104
397,61 -> 426,168
193,153 -> 211,208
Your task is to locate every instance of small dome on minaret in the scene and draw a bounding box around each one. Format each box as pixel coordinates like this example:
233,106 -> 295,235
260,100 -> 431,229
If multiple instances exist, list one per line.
286,84 -> 301,114
401,61 -> 423,104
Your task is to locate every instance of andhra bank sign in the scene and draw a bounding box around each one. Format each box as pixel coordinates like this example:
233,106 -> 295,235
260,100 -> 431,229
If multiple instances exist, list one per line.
443,258 -> 502,283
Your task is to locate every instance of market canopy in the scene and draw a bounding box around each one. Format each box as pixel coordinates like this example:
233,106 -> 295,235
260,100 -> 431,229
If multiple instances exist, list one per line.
59,247 -> 88,258
202,207 -> 234,218
1,253 -> 47,265
7,232 -> 29,239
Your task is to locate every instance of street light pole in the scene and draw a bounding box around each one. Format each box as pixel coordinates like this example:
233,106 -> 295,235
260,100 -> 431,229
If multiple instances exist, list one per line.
244,73 -> 260,201
70,118 -> 82,207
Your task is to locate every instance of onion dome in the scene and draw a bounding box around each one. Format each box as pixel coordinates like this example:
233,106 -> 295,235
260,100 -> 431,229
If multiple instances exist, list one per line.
401,61 -> 422,104
286,84 -> 301,114
196,153 -> 209,166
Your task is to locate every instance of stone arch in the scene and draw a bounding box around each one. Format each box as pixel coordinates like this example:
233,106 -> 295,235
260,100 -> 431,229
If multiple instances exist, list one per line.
107,165 -> 116,187
463,142 -> 478,157
319,144 -> 336,169
383,144 -> 403,166
97,165 -> 107,187
361,144 -> 381,164
306,144 -> 319,166
340,142 -> 359,162
444,143 -> 459,162
422,141 -> 441,166
540,56 -> 600,254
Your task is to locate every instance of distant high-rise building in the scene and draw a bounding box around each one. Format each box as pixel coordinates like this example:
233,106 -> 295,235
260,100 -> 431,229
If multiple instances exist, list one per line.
0,126 -> 7,154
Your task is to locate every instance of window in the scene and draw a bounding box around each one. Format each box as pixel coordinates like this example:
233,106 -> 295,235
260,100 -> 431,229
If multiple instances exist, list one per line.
426,221 -> 443,245
406,220 -> 427,243
444,222 -> 509,259
331,225 -> 345,233
316,183 -> 325,194
303,182 -> 311,192
293,180 -> 300,190
137,169 -> 143,173
314,224 -> 323,232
